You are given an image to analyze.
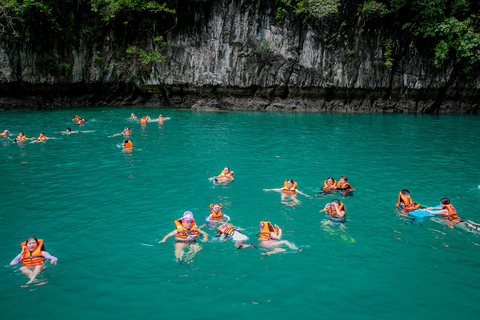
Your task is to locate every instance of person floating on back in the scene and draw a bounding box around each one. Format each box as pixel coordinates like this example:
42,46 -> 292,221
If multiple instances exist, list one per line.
10,236 -> 58,284
258,220 -> 300,255
215,223 -> 257,249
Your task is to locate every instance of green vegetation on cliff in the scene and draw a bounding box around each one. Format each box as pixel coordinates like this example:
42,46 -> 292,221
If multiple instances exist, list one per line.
0,0 -> 479,74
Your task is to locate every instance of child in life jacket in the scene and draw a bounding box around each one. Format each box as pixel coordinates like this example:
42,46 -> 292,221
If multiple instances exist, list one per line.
396,189 -> 421,211
257,221 -> 301,255
159,211 -> 209,264
10,236 -> 58,284
215,223 -> 257,249
158,115 -> 164,123
206,203 -> 231,223
320,199 -> 346,223
421,198 -> 462,224
209,166 -> 234,182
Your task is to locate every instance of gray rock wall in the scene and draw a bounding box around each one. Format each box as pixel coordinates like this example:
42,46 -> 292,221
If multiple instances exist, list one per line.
0,0 -> 479,113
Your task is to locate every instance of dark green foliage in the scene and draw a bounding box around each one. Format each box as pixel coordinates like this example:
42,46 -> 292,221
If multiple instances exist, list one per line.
362,0 -> 480,76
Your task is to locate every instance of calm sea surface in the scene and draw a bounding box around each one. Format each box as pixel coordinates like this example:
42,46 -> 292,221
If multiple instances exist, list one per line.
1,107 -> 480,319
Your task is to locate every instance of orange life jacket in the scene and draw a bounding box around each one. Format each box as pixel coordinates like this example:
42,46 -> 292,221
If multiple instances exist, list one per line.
283,180 -> 297,194
217,224 -> 235,236
174,219 -> 199,239
76,119 -> 85,125
123,140 -> 133,148
158,117 -> 164,122
130,115 -> 137,119
441,204 -> 461,222
395,192 -> 420,210
146,116 -> 151,120
16,135 -> 25,141
37,136 -> 46,141
0,132 -> 9,136
20,239 -> 45,266
323,180 -> 337,190
209,203 -> 223,221
258,221 -> 278,241
219,170 -> 234,180
336,181 -> 354,191
327,203 -> 345,216
140,118 -> 147,123
122,129 -> 131,135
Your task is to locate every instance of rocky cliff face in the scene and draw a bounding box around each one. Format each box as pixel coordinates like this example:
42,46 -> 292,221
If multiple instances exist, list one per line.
0,0 -> 479,113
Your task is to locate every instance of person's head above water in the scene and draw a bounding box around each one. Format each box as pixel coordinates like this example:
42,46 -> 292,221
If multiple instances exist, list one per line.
440,198 -> 450,205
211,203 -> 221,211
24,236 -> 39,251
66,127 -> 72,132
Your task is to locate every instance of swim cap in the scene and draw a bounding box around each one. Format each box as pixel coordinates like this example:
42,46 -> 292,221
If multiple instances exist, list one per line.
4,130 -> 8,133
183,211 -> 194,221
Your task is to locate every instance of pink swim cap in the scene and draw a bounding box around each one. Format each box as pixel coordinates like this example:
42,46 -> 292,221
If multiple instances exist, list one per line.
183,211 -> 194,221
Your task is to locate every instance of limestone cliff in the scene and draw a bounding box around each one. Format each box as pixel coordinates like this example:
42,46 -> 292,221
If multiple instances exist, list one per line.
0,0 -> 478,113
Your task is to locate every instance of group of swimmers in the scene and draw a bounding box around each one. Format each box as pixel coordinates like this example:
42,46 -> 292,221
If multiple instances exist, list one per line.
157,168 -> 356,264
0,130 -> 55,142
396,189 -> 479,230
1,113 -> 166,149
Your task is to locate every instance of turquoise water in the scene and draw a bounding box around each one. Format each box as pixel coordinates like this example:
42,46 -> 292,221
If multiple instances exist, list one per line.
1,108 -> 480,319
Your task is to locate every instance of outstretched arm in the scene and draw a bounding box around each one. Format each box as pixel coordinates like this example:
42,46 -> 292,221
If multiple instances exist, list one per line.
159,230 -> 177,243
296,190 -> 309,197
263,188 -> 283,192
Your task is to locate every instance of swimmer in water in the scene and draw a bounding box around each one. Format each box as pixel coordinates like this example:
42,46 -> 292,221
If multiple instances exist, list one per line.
130,113 -> 137,119
320,199 -> 346,224
205,203 -> 230,224
0,130 -> 10,137
10,132 -> 34,142
263,179 -> 309,197
319,177 -> 337,194
111,128 -> 132,137
335,175 -> 355,195
257,221 -> 300,255
159,211 -> 208,264
122,139 -> 133,149
209,166 -> 234,183
158,114 -> 164,124
64,127 -> 94,134
264,179 -> 309,204
10,236 -> 58,284
34,132 -> 55,141
396,189 -> 422,211
214,223 -> 258,249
